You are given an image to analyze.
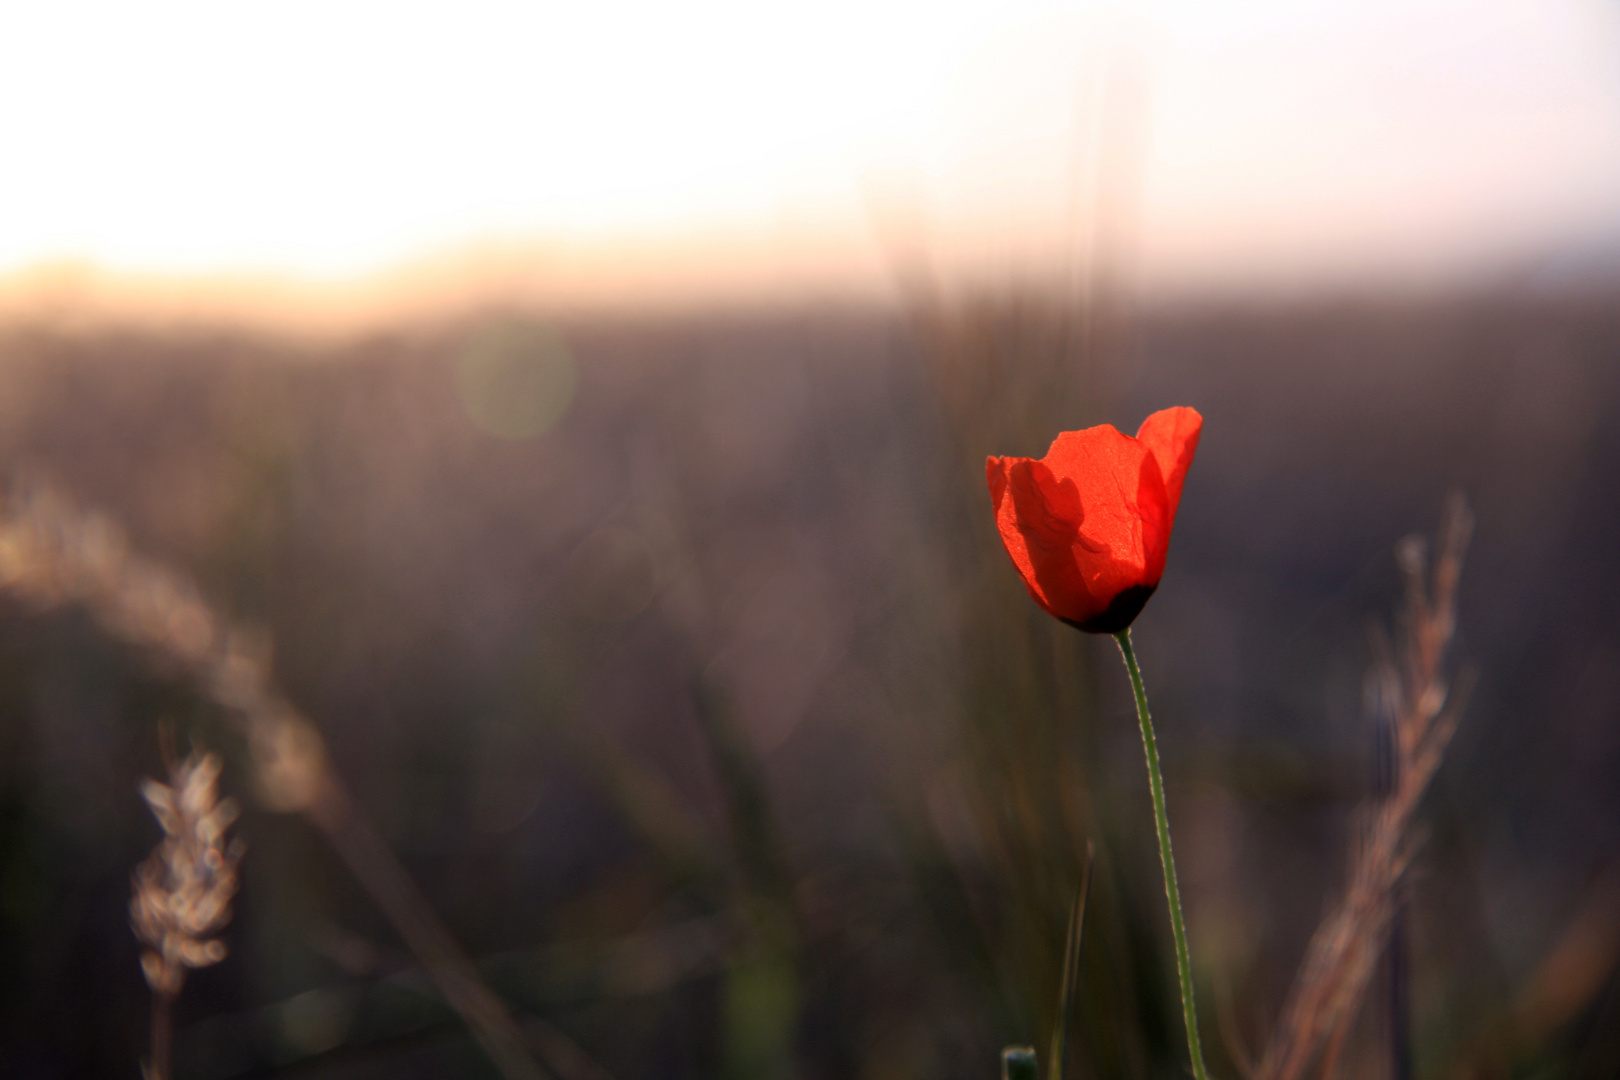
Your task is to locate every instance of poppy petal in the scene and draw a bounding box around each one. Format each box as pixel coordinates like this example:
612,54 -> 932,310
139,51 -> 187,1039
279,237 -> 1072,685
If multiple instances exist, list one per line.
1135,407 -> 1203,521
1043,425 -> 1157,573
1010,459 -> 1110,621
991,456 -> 1097,621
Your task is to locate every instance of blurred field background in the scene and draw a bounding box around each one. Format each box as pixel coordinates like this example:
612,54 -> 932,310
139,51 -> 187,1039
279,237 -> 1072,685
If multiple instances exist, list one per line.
2,2 -> 1620,1079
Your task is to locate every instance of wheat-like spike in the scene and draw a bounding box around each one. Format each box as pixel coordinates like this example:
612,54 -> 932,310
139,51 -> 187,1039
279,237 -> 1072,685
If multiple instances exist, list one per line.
131,751 -> 244,997
1256,498 -> 1472,1080
131,747 -> 244,1080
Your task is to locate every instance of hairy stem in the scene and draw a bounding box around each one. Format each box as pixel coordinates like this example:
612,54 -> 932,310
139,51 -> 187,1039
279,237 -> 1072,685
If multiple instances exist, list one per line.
1114,629 -> 1209,1080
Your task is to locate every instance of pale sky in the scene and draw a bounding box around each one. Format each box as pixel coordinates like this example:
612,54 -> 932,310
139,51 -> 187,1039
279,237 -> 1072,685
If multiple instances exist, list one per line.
2,0 -> 1618,303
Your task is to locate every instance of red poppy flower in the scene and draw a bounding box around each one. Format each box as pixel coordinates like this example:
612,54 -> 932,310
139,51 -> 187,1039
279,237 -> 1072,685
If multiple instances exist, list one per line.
987,407 -> 1202,633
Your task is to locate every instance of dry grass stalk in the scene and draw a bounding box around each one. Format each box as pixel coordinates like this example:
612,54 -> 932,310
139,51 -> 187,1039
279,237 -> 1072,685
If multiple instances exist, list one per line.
1256,496 -> 1474,1080
132,748 -> 244,1080
0,477 -> 557,1080
0,477 -> 327,813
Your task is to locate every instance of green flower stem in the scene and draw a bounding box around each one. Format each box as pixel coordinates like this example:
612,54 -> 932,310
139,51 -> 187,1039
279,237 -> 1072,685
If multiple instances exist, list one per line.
1113,629 -> 1209,1080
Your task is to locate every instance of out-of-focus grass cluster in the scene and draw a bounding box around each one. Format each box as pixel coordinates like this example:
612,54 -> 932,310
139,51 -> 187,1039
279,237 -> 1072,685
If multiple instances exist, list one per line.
0,288 -> 1616,1078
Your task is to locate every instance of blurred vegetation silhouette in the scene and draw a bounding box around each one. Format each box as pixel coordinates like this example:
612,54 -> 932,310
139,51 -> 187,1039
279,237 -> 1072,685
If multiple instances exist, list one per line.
0,280 -> 1616,1080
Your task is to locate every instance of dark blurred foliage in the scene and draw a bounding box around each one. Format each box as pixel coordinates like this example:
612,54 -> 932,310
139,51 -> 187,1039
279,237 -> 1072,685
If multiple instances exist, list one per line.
0,287 -> 1616,1079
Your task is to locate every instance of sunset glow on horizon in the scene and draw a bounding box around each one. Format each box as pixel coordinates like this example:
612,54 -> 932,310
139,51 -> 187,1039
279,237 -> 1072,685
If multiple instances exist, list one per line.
3,0 -> 1619,309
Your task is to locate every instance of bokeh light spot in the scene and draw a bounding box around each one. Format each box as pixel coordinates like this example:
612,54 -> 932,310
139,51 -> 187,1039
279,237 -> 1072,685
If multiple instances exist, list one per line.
454,321 -> 577,439
279,987 -> 354,1057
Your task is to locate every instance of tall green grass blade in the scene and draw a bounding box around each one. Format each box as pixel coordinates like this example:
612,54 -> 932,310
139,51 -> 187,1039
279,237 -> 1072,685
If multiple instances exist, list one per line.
1046,842 -> 1093,1080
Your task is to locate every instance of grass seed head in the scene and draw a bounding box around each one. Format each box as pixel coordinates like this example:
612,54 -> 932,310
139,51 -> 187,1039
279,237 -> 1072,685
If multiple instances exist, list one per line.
130,751 -> 244,997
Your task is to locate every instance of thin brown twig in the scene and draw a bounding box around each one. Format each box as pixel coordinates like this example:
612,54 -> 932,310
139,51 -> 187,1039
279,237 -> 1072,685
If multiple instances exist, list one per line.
1316,1004 -> 1351,1080
1256,496 -> 1473,1080
147,991 -> 173,1080
304,779 -> 548,1080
